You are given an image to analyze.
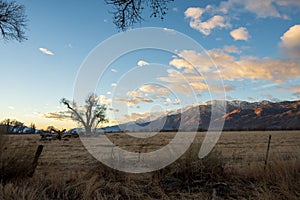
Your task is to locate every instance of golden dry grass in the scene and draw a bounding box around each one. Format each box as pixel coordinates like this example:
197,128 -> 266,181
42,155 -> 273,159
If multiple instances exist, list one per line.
0,134 -> 38,183
0,131 -> 299,199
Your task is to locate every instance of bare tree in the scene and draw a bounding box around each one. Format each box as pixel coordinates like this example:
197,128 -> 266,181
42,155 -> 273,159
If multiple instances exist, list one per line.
0,0 -> 27,42
105,0 -> 174,31
61,94 -> 108,135
30,123 -> 36,133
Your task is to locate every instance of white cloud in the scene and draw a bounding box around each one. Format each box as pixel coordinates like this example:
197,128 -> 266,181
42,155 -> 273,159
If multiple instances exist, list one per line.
116,84 -> 172,107
159,66 -> 234,95
169,58 -> 193,70
223,0 -> 300,18
165,49 -> 300,94
158,70 -> 235,94
185,7 -> 230,35
185,7 -> 205,19
137,60 -> 149,67
280,25 -> 300,47
230,27 -> 250,41
127,90 -> 142,97
170,50 -> 216,72
39,47 -> 54,55
199,15 -> 230,36
111,68 -> 118,72
139,85 -> 156,93
220,0 -> 281,18
185,0 -> 299,40
111,83 -> 117,87
276,0 -> 300,8
8,106 -> 15,110
44,111 -> 70,121
223,45 -> 241,54
115,96 -> 153,106
138,84 -> 170,99
241,0 -> 281,18
165,82 -> 194,95
107,91 -> 112,95
96,95 -> 112,106
279,24 -> 300,60
169,48 -> 239,73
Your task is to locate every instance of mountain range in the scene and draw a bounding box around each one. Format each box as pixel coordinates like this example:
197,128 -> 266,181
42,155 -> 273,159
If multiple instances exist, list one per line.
104,100 -> 300,132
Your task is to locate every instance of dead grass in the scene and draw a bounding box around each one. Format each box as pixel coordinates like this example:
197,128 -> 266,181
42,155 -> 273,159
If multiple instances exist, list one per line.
0,131 -> 299,199
232,156 -> 300,199
0,133 -> 38,183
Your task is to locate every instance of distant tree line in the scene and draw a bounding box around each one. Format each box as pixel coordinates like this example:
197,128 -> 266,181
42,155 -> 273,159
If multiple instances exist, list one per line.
0,118 -> 36,134
0,119 -> 66,134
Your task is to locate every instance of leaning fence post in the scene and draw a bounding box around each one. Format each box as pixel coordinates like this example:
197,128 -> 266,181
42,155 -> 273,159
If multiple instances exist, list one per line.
264,135 -> 272,166
28,145 -> 44,177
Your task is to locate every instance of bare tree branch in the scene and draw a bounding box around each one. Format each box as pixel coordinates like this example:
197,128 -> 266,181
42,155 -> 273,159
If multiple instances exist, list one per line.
0,0 -> 27,42
105,0 -> 173,31
61,98 -> 87,129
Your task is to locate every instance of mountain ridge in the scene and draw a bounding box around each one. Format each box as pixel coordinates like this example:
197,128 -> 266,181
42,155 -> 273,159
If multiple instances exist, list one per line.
103,100 -> 300,132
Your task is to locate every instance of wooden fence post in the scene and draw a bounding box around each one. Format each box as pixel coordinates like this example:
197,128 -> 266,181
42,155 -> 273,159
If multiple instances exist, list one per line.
28,145 -> 44,177
264,135 -> 272,166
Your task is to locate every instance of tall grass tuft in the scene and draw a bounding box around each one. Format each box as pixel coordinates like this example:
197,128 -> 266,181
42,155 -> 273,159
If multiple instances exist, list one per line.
0,133 -> 37,183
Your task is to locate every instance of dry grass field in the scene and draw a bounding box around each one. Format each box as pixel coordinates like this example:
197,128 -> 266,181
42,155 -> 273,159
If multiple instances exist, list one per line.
1,131 -> 300,199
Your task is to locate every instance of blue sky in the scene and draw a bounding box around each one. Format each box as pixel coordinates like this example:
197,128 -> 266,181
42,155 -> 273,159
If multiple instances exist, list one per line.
0,0 -> 300,129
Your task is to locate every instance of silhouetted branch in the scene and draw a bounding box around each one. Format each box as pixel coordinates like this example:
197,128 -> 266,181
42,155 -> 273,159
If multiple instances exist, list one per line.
61,98 -> 87,128
105,0 -> 173,31
0,0 -> 27,42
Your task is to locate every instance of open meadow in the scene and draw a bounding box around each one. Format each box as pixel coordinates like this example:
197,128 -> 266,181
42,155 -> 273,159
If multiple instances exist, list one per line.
1,131 -> 300,199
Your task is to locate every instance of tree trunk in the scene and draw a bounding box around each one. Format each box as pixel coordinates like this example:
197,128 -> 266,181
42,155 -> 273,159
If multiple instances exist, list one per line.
85,126 -> 92,136
6,121 -> 9,133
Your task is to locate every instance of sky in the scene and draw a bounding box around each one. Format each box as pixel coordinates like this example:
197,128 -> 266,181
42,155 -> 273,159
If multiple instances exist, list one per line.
0,0 -> 300,130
